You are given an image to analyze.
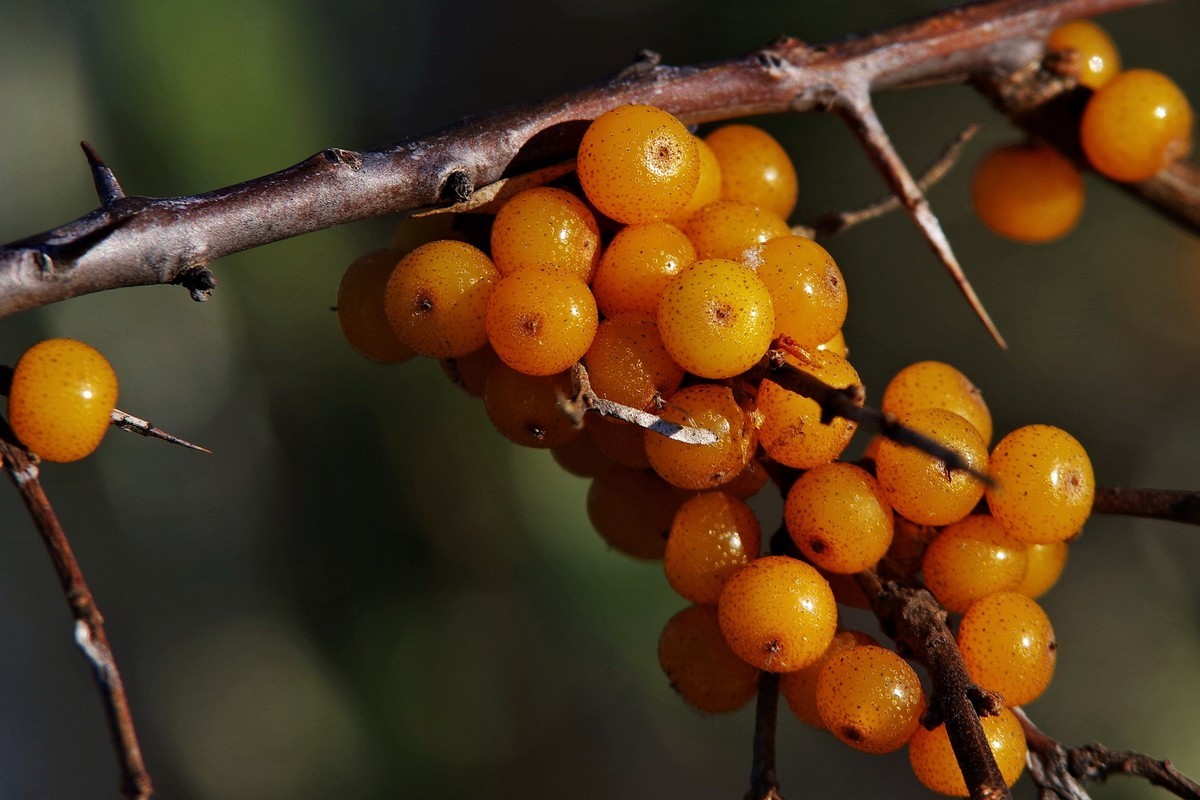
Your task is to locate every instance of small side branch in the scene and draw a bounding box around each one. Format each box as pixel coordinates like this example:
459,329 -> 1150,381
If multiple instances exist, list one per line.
81,141 -> 126,207
0,427 -> 153,800
1093,487 -> 1200,526
1017,708 -> 1200,800
746,671 -> 783,800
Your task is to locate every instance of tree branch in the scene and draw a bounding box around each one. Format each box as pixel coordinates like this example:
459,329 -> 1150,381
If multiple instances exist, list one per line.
1093,487 -> 1200,526
745,671 -> 783,800
0,0 -> 1179,329
0,428 -> 153,800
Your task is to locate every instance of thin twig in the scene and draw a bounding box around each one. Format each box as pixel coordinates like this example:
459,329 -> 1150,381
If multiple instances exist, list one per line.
1016,708 -> 1200,800
561,362 -> 719,444
1093,487 -> 1200,526
109,408 -> 211,453
745,671 -> 783,800
0,427 -> 153,800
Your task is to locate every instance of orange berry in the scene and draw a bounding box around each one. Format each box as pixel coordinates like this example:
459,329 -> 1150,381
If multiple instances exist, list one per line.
780,630 -> 878,728
657,258 -> 775,379
704,124 -> 799,220
667,136 -> 723,226
8,338 -> 118,463
921,515 -> 1028,614
489,187 -> 601,282
485,266 -> 598,376
958,591 -> 1057,707
756,350 -> 861,469
1016,541 -> 1069,599
986,424 -> 1094,545
971,143 -> 1084,243
665,491 -> 762,605
881,361 -> 993,445
717,555 -> 838,672
784,462 -> 893,574
1046,19 -> 1120,90
482,363 -> 579,449
583,313 -> 684,411
909,707 -> 1026,797
586,466 -> 690,560
744,235 -> 848,348
577,104 -> 699,224
585,417 -> 651,469
644,384 -> 758,491
337,250 -> 415,364
816,645 -> 926,754
591,222 -> 696,317
658,605 -> 760,713
440,345 -> 501,398
551,429 -> 614,479
1080,68 -> 1194,182
683,200 -> 791,262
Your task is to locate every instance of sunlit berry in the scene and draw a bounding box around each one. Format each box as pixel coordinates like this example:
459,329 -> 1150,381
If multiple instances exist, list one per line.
583,313 -> 684,411
485,266 -> 598,376
744,235 -> 848,348
756,350 -> 861,470
644,384 -> 758,490
784,462 -> 893,574
986,424 -> 1094,545
1016,541 -> 1069,599
909,707 -> 1026,797
683,200 -> 791,262
667,136 -> 723,226
665,491 -> 762,605
591,222 -> 696,317
780,630 -> 878,728
489,187 -> 601,282
958,591 -> 1057,707
971,143 -> 1084,243
921,515 -> 1028,614
881,361 -> 993,445
704,124 -> 799,220
1080,68 -> 1194,182
1046,19 -> 1120,90
816,645 -> 926,754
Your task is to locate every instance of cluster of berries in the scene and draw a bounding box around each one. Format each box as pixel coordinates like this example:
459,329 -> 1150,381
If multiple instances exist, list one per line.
333,96 -> 1101,797
972,19 -> 1193,243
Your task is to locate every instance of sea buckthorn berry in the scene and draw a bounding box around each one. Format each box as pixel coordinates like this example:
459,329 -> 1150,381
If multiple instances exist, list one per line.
743,235 -> 848,348
909,707 -> 1026,797
784,462 -> 893,575
8,338 -> 118,463
816,329 -> 848,358
657,258 -> 774,379
440,345 -> 501,398
583,313 -> 684,412
577,104 -> 699,224
717,555 -> 838,672
585,417 -> 651,469
756,350 -> 862,469
665,492 -> 762,605
658,605 -> 760,713
551,428 -> 614,479
489,187 -> 601,282
704,124 -> 799,220
683,200 -> 791,262
1046,19 -> 1120,90
1016,541 -> 1069,599
959,591 -> 1057,707
587,466 -> 690,560
885,515 -> 939,576
721,458 -> 770,499
781,630 -> 878,729
482,363 -> 579,449
820,568 -> 873,610
875,408 -> 989,527
921,515 -> 1029,614
986,424 -> 1094,545
971,143 -> 1084,243
1080,68 -> 1194,182
385,240 -> 500,358
667,136 -> 723,226
337,250 -> 415,364
882,361 -> 993,445
485,265 -> 598,376
644,384 -> 758,490
591,222 -> 696,317
816,645 -> 926,754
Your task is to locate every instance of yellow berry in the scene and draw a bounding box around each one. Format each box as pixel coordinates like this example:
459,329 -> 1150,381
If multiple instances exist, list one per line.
485,266 -> 598,376
909,707 -> 1026,797
704,124 -> 799,220
489,187 -> 600,282
784,462 -> 893,574
986,424 -> 1094,545
958,591 -> 1057,707
1080,68 -> 1194,182
756,351 -> 861,469
816,645 -> 926,754
1016,541 -> 1069,599
667,136 -> 723,226
1047,19 -> 1121,90
921,515 -> 1029,614
882,361 -> 993,445
665,491 -> 762,605
644,384 -> 758,491
591,222 -> 696,317
780,630 -> 878,729
971,143 -> 1084,243
744,235 -> 848,348
683,200 -> 791,262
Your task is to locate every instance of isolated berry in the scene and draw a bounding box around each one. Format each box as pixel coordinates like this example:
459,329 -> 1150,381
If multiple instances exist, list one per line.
1080,68 -> 1194,182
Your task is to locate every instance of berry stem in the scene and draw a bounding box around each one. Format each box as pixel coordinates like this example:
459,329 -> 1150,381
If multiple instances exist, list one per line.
746,671 -> 784,800
0,423 -> 154,800
1016,707 -> 1200,800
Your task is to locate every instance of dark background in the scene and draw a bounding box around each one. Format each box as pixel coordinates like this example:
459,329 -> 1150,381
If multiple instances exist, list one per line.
0,1 -> 1198,798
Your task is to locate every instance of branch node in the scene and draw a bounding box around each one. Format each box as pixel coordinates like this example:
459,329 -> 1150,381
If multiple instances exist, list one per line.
619,49 -> 662,77
320,147 -> 364,171
81,141 -> 126,206
175,267 -> 217,302
440,170 -> 475,204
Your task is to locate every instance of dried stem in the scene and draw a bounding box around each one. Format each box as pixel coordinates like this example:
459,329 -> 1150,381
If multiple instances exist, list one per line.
0,428 -> 152,800
1016,708 -> 1200,800
1093,487 -> 1200,526
109,408 -> 212,453
0,0 -> 1182,330
745,671 -> 783,800
562,362 -> 719,444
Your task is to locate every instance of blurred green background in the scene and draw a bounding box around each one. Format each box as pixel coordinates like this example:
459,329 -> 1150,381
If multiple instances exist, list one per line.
0,1 -> 1198,798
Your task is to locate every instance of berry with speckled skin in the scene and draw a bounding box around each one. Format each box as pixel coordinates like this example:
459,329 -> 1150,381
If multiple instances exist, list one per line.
485,265 -> 598,376
882,361 -> 993,444
483,363 -> 580,449
986,424 -> 1094,544
757,350 -> 862,469
922,515 -> 1028,614
909,707 -> 1026,797
657,258 -> 774,380
785,462 -> 893,574
1081,68 -> 1194,182
644,384 -> 758,491
704,124 -> 799,220
583,313 -> 684,412
875,408 -> 988,527
668,136 -> 723,226
591,222 -> 696,317
385,240 -> 500,358
1016,541 -> 1069,598
587,465 -> 691,560
683,200 -> 791,262
338,250 -> 415,364
958,591 -> 1057,707
665,491 -> 761,605
585,418 -> 651,469
489,187 -> 600,282
971,143 -> 1084,243
717,555 -> 837,672
816,645 -> 926,754
658,604 -> 760,713
8,338 -> 118,463
781,630 -> 878,729
1047,19 -> 1120,90
744,235 -> 848,348
577,105 -> 699,224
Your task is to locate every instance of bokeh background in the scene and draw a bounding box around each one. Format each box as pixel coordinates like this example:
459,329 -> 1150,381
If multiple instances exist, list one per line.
1,1 -> 1198,798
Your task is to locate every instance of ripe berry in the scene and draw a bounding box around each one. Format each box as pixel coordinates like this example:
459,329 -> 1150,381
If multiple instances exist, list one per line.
958,591 -> 1057,707
665,491 -> 761,605
657,258 -> 775,379
784,462 -> 893,574
815,645 -> 926,754
908,707 -> 1026,796
744,235 -> 848,348
1046,19 -> 1120,90
971,143 -> 1084,243
591,222 -> 696,317
986,424 -> 1094,545
881,361 -> 992,445
489,187 -> 601,282
658,604 -> 759,713
1080,68 -> 1194,182
644,384 -> 757,491
485,265 -> 598,376
577,105 -> 699,224
756,350 -> 861,470
586,466 -> 690,560
717,555 -> 837,672
921,515 -> 1028,614
482,363 -> 579,449
1016,541 -> 1069,599
704,124 -> 799,220
780,629 -> 878,729
8,338 -> 118,463
585,418 -> 651,469
337,250 -> 415,364
683,200 -> 791,262
583,313 -> 684,412
667,136 -> 723,226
